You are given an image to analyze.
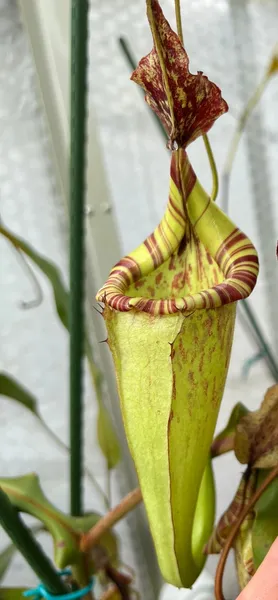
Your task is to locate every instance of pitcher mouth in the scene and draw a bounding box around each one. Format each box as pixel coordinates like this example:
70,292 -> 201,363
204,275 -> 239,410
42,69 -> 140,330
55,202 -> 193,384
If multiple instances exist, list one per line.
96,222 -> 259,316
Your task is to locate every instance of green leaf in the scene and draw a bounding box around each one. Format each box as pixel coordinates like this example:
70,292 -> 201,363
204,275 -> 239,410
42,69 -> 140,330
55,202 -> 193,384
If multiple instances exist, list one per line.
235,385 -> 278,468
0,225 -> 69,329
192,459 -> 215,571
252,469 -> 278,569
0,525 -> 43,583
0,373 -> 38,416
97,406 -> 121,470
205,469 -> 256,555
0,474 -> 118,571
1,225 -> 121,475
0,544 -> 16,583
0,590 -> 27,600
211,402 -> 249,458
0,474 -> 76,569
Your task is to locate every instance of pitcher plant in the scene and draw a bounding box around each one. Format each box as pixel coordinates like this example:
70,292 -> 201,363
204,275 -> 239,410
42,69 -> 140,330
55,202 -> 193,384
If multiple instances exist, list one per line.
96,0 -> 259,588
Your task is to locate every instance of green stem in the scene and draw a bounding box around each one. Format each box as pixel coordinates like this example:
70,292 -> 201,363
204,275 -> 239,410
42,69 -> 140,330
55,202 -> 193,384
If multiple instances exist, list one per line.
174,0 -> 184,43
106,467 -> 112,510
222,74 -> 269,214
69,0 -> 89,516
0,488 -> 67,595
71,556 -> 93,599
202,133 -> 219,202
240,300 -> 278,382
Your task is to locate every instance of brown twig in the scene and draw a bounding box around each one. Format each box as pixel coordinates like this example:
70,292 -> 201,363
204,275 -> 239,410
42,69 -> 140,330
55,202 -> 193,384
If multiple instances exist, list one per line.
215,465 -> 278,600
80,488 -> 142,553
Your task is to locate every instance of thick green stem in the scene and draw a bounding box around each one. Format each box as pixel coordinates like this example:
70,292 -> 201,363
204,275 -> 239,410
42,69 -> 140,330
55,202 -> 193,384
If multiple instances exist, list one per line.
0,488 -> 67,595
69,0 -> 89,516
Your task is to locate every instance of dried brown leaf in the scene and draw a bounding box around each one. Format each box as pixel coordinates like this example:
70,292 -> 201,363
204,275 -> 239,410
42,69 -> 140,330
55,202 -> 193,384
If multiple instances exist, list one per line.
234,384 -> 278,468
204,470 -> 256,555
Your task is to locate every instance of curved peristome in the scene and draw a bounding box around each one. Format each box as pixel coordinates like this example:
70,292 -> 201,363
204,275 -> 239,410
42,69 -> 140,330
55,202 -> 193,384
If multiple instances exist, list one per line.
97,150 -> 259,314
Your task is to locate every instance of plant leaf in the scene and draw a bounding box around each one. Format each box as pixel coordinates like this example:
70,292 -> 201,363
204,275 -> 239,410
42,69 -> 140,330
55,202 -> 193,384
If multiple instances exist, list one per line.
252,469 -> 278,570
0,225 -> 69,329
0,373 -> 38,416
205,470 -> 256,554
0,590 -> 27,600
131,0 -> 228,149
234,384 -> 278,468
0,474 -> 118,571
97,406 -> 121,470
192,459 -> 215,571
1,225 -> 121,473
0,545 -> 17,583
234,513 -> 255,590
0,525 -> 43,583
211,402 -> 249,458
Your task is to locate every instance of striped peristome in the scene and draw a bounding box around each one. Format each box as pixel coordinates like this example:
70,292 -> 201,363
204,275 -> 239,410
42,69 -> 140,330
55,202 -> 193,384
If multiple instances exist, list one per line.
97,150 -> 259,314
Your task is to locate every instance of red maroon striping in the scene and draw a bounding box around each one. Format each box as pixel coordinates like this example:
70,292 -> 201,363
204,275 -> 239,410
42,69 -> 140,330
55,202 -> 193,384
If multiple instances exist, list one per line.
138,298 -> 155,313
215,284 -> 231,304
110,269 -> 130,286
215,228 -> 239,262
193,197 -> 210,229
168,196 -> 186,222
144,233 -> 164,267
224,231 -> 247,252
178,154 -> 196,199
118,257 -> 141,279
170,152 -> 180,188
163,214 -> 180,243
228,243 -> 256,258
211,282 -> 238,303
229,255 -> 259,268
114,295 -> 128,310
167,206 -> 185,233
198,291 -> 207,308
222,245 -> 258,272
181,164 -> 196,200
158,222 -> 172,252
204,290 -> 215,309
233,273 -> 257,286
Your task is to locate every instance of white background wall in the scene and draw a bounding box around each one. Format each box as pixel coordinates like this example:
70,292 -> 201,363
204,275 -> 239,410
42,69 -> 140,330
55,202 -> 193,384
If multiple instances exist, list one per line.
1,0 -> 278,598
